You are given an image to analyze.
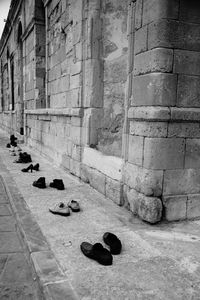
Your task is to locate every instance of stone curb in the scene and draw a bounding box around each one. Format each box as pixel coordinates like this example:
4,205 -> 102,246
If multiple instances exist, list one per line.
1,174 -> 79,300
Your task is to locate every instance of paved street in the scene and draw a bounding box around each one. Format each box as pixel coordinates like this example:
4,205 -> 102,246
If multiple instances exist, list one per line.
0,129 -> 200,299
0,175 -> 42,299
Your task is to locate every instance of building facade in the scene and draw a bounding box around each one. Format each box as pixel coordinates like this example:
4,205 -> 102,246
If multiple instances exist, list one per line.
0,0 -> 200,223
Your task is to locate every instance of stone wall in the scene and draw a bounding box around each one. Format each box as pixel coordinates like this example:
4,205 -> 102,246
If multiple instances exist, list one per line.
1,0 -> 200,223
124,0 -> 200,223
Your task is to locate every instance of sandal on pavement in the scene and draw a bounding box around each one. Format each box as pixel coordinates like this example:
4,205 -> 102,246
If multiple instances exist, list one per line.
80,242 -> 113,266
49,202 -> 70,216
103,232 -> 122,255
68,200 -> 80,212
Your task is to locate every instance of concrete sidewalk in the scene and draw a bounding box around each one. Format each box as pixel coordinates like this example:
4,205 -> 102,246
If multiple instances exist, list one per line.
0,129 -> 200,299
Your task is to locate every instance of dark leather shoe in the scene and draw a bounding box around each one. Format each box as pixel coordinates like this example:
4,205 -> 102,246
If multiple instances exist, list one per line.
103,232 -> 122,255
50,179 -> 64,190
21,164 -> 33,173
33,163 -> 39,171
33,177 -> 46,189
80,242 -> 113,266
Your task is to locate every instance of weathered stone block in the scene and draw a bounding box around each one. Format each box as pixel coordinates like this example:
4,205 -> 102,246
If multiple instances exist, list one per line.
124,185 -> 139,214
168,123 -> 200,138
177,75 -> 200,108
185,139 -> 200,169
170,107 -> 200,122
71,144 -> 82,161
70,74 -> 81,89
187,194 -> 200,219
130,121 -> 168,138
163,169 -> 200,195
174,50 -> 200,75
144,138 -> 185,170
105,177 -> 123,206
135,26 -> 148,55
128,106 -> 170,121
124,162 -> 163,197
131,73 -> 177,106
180,0 -> 200,24
69,158 -> 81,177
138,195 -> 162,224
81,164 -> 106,195
143,0 -> 179,26
128,135 -> 144,166
148,20 -> 200,52
162,195 -> 187,221
134,48 -> 173,75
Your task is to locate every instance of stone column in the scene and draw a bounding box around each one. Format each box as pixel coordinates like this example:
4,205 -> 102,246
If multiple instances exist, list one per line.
124,0 -> 200,223
81,0 -> 103,146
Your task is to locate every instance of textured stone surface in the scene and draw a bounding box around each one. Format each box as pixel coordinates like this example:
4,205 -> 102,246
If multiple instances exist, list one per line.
137,195 -> 163,224
143,0 -> 179,25
128,135 -> 144,166
134,48 -> 173,75
177,74 -> 200,108
185,139 -> 200,169
124,162 -> 163,197
163,169 -> 200,195
174,50 -> 200,75
131,73 -> 177,106
148,19 -> 200,52
130,121 -> 168,138
162,195 -> 187,221
105,177 -> 123,206
128,106 -> 170,121
144,138 -> 185,170
187,194 -> 200,219
168,123 -> 200,138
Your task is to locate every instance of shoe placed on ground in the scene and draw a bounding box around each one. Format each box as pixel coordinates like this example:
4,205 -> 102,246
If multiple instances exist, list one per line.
49,179 -> 64,190
80,242 -> 113,266
68,200 -> 80,212
32,163 -> 39,171
33,177 -> 46,189
17,152 -> 32,163
103,232 -> 122,255
6,143 -> 11,148
21,164 -> 33,173
49,202 -> 70,216
10,134 -> 17,144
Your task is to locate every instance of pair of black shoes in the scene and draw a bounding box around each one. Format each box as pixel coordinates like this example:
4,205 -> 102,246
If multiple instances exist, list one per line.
33,178 -> 64,190
15,152 -> 32,163
21,163 -> 39,173
6,134 -> 18,148
80,232 -> 122,266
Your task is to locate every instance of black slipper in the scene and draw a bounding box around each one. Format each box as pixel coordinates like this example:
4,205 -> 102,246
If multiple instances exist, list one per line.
80,242 -> 113,266
103,232 -> 122,255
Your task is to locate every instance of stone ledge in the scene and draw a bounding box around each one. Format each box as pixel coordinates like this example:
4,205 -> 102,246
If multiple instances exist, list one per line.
25,108 -> 83,117
128,106 -> 170,121
128,106 -> 200,122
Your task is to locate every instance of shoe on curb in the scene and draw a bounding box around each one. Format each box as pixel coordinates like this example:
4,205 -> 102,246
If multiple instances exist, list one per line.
68,200 -> 80,212
49,202 -> 70,216
49,179 -> 64,190
80,242 -> 113,266
33,177 -> 46,189
103,232 -> 122,255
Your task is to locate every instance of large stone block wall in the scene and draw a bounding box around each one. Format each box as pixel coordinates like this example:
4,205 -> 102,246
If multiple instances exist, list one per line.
124,0 -> 200,223
2,0 -> 200,224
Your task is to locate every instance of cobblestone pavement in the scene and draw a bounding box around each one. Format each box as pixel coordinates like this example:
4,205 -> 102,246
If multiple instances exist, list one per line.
0,176 -> 42,299
0,129 -> 200,299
